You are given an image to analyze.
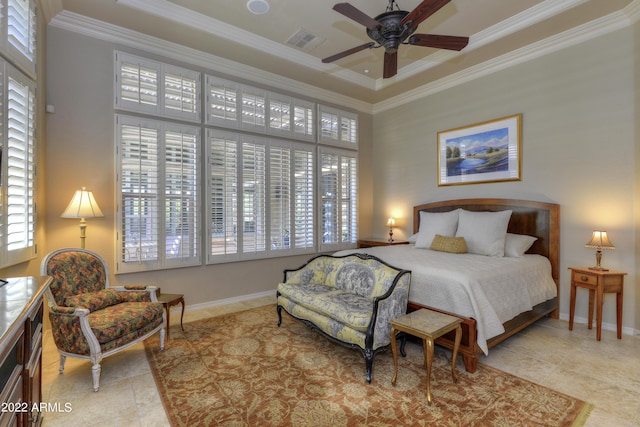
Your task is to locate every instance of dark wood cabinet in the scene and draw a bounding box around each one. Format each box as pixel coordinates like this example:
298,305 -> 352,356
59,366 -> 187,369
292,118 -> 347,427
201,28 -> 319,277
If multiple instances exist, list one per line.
0,277 -> 51,427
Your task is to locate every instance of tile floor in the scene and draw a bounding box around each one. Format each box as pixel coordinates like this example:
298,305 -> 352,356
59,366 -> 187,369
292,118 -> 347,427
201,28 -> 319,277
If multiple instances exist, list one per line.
41,296 -> 640,426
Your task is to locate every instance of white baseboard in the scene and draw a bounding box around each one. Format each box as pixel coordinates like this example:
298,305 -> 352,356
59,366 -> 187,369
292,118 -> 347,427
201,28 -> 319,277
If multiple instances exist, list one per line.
184,290 -> 275,312
558,313 -> 639,337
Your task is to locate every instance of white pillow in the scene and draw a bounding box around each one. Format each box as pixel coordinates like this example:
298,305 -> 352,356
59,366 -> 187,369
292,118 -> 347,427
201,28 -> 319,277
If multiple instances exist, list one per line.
504,233 -> 537,257
455,209 -> 512,256
407,233 -> 419,243
415,209 -> 460,249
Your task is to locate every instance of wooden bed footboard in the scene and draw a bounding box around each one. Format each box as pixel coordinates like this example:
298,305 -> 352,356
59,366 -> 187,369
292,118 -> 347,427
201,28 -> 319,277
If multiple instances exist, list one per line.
408,198 -> 560,373
407,297 -> 558,373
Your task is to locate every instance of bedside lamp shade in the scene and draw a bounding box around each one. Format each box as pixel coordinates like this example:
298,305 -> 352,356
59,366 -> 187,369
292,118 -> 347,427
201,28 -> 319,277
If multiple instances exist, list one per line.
61,187 -> 104,248
585,231 -> 614,271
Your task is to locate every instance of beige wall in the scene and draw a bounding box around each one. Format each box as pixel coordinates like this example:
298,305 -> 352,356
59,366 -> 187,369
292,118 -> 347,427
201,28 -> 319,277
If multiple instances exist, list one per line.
370,26 -> 638,333
34,26 -> 373,307
2,17 -> 636,336
634,20 -> 640,329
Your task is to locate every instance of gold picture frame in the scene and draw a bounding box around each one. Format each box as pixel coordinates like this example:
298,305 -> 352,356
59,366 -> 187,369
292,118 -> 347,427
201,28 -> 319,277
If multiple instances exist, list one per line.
438,114 -> 522,186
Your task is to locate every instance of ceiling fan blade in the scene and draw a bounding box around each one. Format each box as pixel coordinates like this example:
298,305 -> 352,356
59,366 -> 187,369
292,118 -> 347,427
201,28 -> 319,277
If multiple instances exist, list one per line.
383,51 -> 397,78
401,0 -> 451,30
333,3 -> 381,31
409,34 -> 469,51
322,42 -> 375,63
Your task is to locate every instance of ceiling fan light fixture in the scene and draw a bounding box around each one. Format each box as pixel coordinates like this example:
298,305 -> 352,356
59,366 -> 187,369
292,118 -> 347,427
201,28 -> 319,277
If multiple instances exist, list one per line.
247,0 -> 269,15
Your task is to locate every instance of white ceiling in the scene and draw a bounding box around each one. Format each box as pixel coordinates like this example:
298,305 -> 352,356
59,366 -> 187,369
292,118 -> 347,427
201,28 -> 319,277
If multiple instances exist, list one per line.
44,0 -> 638,107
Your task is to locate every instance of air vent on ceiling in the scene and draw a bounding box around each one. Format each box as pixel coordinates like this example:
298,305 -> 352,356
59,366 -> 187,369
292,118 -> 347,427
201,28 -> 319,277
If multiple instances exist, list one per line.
285,28 -> 325,52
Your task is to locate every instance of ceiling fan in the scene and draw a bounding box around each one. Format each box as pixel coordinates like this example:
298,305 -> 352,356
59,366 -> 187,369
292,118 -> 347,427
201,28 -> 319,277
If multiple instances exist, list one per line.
322,0 -> 469,78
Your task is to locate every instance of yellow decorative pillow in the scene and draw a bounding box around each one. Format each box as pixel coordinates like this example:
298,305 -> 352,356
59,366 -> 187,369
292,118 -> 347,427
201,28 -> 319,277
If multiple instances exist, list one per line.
430,234 -> 468,254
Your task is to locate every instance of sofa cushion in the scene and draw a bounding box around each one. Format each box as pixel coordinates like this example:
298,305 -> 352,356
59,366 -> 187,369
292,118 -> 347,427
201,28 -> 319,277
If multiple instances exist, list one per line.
277,282 -> 373,331
87,302 -> 164,345
65,289 -> 124,312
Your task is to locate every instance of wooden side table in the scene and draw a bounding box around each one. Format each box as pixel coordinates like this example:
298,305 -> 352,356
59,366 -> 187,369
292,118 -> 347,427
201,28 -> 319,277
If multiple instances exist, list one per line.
390,308 -> 462,405
568,267 -> 627,340
157,293 -> 185,339
357,239 -> 410,248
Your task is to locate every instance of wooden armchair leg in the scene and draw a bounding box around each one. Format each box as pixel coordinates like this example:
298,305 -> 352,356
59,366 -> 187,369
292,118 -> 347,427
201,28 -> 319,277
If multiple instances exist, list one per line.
92,362 -> 102,392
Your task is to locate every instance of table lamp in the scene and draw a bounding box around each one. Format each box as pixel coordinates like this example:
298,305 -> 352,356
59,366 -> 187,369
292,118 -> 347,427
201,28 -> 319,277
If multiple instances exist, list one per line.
584,230 -> 614,271
386,217 -> 395,243
61,187 -> 104,249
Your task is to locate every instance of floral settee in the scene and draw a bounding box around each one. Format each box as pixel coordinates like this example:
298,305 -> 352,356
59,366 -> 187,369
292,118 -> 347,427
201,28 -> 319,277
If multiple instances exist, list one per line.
41,248 -> 165,392
276,253 -> 411,383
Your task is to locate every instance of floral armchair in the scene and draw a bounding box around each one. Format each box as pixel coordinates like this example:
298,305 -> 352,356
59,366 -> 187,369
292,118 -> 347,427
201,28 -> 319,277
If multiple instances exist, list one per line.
40,248 -> 165,392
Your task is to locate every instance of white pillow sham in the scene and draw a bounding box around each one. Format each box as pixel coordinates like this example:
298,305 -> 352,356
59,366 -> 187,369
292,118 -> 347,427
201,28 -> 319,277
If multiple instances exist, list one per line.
455,209 -> 512,256
414,209 -> 460,249
504,233 -> 537,257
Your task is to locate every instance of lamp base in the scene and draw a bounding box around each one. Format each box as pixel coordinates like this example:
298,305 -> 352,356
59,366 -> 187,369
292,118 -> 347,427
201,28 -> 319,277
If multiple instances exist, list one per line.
588,266 -> 609,271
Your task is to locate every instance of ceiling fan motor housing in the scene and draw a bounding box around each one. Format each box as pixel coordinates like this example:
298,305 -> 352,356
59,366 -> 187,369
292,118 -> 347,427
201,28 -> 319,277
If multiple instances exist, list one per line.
366,10 -> 416,53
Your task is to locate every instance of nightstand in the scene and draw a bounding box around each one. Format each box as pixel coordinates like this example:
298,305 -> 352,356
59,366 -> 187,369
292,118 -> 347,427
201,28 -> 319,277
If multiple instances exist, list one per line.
357,239 -> 410,248
568,267 -> 627,340
157,293 -> 185,340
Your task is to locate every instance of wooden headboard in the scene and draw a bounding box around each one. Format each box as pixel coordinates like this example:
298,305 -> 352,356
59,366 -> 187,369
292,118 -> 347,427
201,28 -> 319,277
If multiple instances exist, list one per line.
413,198 -> 560,285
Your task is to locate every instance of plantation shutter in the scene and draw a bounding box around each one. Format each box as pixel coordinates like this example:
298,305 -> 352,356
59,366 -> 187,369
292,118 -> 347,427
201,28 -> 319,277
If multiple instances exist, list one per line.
319,106 -> 358,148
206,76 -> 239,128
116,53 -> 159,114
162,65 -> 200,122
340,155 -> 357,243
118,118 -> 160,269
117,117 -> 201,272
293,148 -> 314,250
293,100 -> 314,141
208,131 -> 238,261
269,144 -> 290,251
7,0 -> 36,76
3,68 -> 35,265
164,125 -> 200,265
241,140 -> 266,255
319,148 -> 357,252
240,87 -> 266,132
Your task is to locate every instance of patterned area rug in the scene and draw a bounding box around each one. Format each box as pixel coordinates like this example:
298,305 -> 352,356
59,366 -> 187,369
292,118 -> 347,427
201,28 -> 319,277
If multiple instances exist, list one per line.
144,304 -> 591,426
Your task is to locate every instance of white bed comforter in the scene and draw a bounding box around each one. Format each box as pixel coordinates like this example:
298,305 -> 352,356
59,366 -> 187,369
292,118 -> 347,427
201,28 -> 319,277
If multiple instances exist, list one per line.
334,245 -> 557,354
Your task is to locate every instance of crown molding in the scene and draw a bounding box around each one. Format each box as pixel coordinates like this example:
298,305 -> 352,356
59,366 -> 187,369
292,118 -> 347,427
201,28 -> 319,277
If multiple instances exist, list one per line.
374,0 -> 588,90
49,11 -> 374,114
39,0 -> 63,23
373,2 -> 638,114
115,0 -> 376,90
48,0 -> 639,115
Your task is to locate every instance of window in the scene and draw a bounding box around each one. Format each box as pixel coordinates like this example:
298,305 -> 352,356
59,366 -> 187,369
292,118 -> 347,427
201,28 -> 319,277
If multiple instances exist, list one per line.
0,60 -> 36,268
205,75 -> 315,141
115,52 -> 201,122
319,147 -> 357,253
116,115 -> 201,273
3,0 -> 36,77
206,130 -> 315,263
319,105 -> 358,147
116,52 -> 358,270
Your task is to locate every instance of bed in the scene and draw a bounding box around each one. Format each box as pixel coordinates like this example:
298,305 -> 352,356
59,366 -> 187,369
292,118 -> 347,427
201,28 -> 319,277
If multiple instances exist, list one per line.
336,198 -> 560,373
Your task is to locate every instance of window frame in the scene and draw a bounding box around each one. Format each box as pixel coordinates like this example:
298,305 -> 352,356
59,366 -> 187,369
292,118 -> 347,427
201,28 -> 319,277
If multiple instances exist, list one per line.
205,129 -> 317,264
115,52 -> 359,270
0,59 -> 36,268
115,114 -> 201,273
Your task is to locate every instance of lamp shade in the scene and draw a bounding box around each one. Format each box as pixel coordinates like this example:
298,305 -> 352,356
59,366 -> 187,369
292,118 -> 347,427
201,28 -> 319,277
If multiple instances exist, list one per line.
61,187 -> 104,219
585,231 -> 614,250
386,217 -> 396,227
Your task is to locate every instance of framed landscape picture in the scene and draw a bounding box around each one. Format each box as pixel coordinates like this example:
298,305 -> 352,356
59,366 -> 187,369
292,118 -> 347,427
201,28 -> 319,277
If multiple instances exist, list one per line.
438,114 -> 522,186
